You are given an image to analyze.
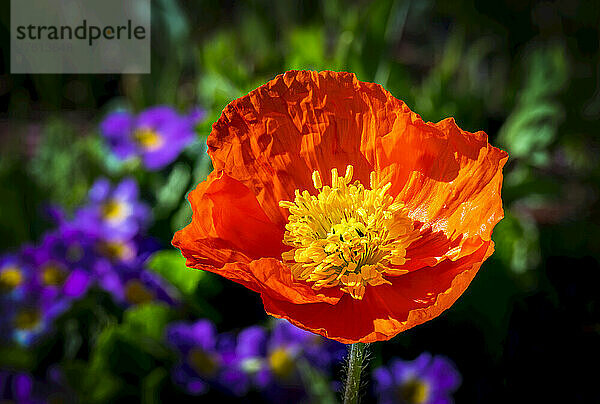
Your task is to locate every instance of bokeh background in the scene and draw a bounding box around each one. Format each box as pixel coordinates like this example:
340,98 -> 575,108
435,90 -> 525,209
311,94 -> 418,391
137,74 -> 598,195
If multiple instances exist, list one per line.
1,0 -> 599,402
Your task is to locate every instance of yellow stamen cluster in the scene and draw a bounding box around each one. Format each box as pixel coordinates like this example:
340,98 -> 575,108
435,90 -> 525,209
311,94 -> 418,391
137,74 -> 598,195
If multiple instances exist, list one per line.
279,165 -> 418,300
133,128 -> 164,151
268,348 -> 295,379
188,348 -> 219,376
101,199 -> 128,222
0,266 -> 23,292
42,264 -> 68,286
97,241 -> 135,261
399,378 -> 430,404
15,309 -> 41,330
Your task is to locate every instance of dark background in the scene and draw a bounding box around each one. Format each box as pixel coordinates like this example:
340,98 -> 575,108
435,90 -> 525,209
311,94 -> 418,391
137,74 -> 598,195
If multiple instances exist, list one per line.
1,0 -> 599,402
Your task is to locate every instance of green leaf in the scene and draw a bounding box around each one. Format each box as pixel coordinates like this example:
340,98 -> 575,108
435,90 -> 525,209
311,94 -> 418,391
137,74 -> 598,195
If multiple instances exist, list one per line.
141,367 -> 169,404
493,211 -> 540,274
152,162 -> 192,219
146,250 -> 202,295
61,360 -> 123,403
298,359 -> 338,404
122,302 -> 173,340
28,119 -> 104,209
285,26 -> 328,70
0,345 -> 34,369
498,45 -> 568,165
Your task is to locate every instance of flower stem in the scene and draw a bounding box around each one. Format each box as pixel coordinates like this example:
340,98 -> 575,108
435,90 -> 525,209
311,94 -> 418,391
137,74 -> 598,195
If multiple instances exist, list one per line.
343,342 -> 368,404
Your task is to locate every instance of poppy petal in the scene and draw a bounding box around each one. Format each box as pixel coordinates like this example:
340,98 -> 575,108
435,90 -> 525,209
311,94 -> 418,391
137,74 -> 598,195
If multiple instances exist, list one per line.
261,241 -> 493,343
208,70 -> 403,226
172,172 -> 341,305
377,117 -> 508,243
173,171 -> 285,267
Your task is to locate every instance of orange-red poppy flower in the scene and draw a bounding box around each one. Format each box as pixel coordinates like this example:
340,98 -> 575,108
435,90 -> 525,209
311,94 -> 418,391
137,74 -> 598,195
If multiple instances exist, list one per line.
173,70 -> 508,344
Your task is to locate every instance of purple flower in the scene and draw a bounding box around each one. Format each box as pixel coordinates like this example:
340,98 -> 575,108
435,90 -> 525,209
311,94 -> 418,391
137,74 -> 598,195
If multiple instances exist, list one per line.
373,353 -> 462,404
1,244 -> 80,346
73,177 -> 151,241
0,371 -> 39,403
91,233 -> 177,307
94,258 -> 178,307
100,105 -> 204,170
3,282 -> 70,347
22,228 -> 95,300
261,320 -> 344,384
269,319 -> 345,372
0,368 -> 69,403
0,254 -> 32,301
231,326 -> 269,390
230,319 -> 344,400
166,320 -> 230,395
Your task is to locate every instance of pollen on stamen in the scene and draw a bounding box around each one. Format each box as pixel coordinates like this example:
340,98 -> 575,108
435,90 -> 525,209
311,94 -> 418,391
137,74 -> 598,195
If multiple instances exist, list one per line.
279,165 -> 420,300
312,171 -> 323,189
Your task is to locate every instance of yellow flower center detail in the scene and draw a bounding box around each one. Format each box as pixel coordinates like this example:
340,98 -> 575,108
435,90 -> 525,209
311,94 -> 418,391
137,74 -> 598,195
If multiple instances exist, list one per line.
101,199 -> 128,222
268,348 -> 295,379
188,348 -> 219,376
97,241 -> 135,261
399,378 -> 429,404
279,165 -> 418,300
42,264 -> 68,286
0,266 -> 23,292
14,309 -> 41,330
133,128 -> 164,151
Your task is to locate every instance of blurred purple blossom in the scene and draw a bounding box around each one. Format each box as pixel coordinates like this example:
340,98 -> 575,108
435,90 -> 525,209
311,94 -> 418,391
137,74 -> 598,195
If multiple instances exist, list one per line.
0,254 -> 33,302
234,320 -> 344,388
93,246 -> 178,308
0,371 -> 39,404
0,249 -> 75,346
73,177 -> 151,242
22,228 -> 95,300
165,319 -> 345,399
0,368 -> 70,403
373,353 -> 461,404
0,175 -> 178,346
166,320 -> 232,396
100,105 -> 204,170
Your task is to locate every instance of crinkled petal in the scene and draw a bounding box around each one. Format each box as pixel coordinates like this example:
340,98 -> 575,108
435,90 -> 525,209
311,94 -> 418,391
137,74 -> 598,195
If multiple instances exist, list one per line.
173,172 -> 286,265
173,172 -> 341,305
208,71 -> 506,262
261,241 -> 494,343
208,70 -> 397,226
377,117 -> 508,244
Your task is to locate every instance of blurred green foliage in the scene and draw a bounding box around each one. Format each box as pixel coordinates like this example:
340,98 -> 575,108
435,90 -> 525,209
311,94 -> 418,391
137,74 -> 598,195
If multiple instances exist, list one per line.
499,45 -> 567,166
0,0 -> 599,402
64,303 -> 175,403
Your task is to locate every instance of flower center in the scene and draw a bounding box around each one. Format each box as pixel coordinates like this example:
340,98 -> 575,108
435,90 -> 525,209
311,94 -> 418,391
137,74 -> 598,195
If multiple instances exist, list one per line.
101,199 -> 129,222
0,266 -> 23,292
133,128 -> 164,151
279,165 -> 418,300
97,241 -> 135,262
14,309 -> 41,331
41,264 -> 68,286
398,378 -> 429,404
188,348 -> 219,376
268,348 -> 295,379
